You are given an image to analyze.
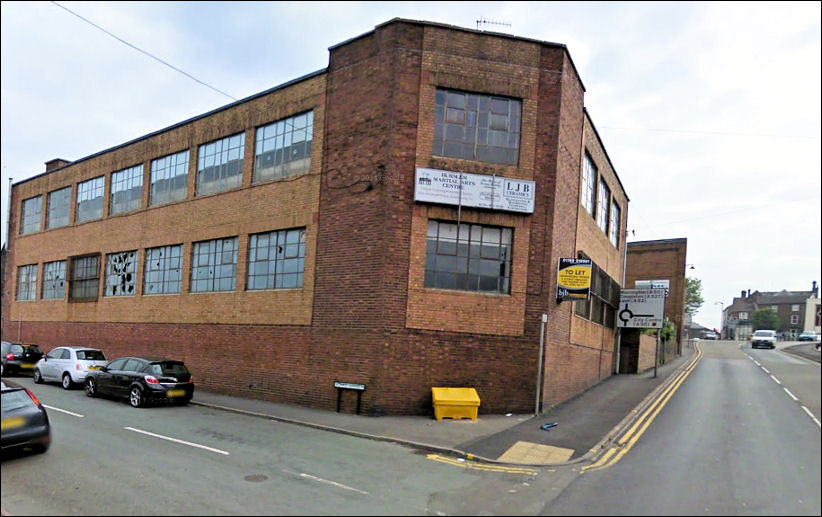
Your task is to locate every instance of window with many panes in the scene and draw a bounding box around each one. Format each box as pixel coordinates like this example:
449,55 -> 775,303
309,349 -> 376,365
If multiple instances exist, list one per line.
17,264 -> 37,300
110,165 -> 143,215
190,237 -> 237,292
791,314 -> 799,324
76,176 -> 105,222
144,244 -> 183,294
42,260 -> 66,299
582,153 -> 597,216
104,250 -> 138,297
254,111 -> 313,183
425,220 -> 512,294
150,151 -> 189,206
434,89 -> 521,165
196,133 -> 245,196
596,179 -> 610,233
609,201 -> 621,247
20,196 -> 42,235
47,187 -> 71,229
247,228 -> 306,290
575,254 -> 620,328
70,255 -> 100,300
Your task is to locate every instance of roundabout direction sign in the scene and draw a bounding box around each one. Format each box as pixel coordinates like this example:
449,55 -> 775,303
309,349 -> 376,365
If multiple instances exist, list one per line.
617,288 -> 666,328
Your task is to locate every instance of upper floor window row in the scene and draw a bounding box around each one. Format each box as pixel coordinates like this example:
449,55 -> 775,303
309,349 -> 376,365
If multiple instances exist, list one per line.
16,110 -> 315,235
434,89 -> 521,166
580,151 -> 621,249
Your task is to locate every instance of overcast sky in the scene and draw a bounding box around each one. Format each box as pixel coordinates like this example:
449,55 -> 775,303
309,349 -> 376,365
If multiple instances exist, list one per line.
2,1 -> 820,331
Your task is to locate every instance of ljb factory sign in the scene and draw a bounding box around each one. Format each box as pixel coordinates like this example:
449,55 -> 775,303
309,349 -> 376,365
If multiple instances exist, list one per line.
414,167 -> 535,214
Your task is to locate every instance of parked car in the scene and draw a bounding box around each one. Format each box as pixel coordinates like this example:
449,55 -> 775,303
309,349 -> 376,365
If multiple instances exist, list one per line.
703,332 -> 718,340
1,379 -> 51,454
84,357 -> 194,408
1,341 -> 44,377
751,330 -> 777,349
33,347 -> 108,390
798,331 -> 818,342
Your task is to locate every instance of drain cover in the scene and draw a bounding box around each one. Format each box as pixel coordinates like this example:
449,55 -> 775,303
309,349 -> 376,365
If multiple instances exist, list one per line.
243,474 -> 268,482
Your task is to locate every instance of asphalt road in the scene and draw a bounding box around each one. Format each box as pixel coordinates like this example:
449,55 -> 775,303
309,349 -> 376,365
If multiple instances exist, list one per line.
540,340 -> 821,515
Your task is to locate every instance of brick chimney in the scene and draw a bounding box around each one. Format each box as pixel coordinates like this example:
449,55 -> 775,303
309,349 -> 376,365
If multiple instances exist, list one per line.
45,159 -> 71,172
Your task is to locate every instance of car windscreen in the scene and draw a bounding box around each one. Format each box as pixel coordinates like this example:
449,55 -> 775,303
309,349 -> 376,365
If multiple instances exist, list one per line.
1,390 -> 37,413
753,331 -> 774,337
77,350 -> 106,361
148,362 -> 190,378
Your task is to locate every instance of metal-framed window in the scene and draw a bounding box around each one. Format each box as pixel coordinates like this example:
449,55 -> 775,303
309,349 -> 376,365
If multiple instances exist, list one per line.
20,196 -> 42,235
190,237 -> 237,292
110,165 -> 143,215
574,254 -> 619,329
76,176 -> 105,222
104,250 -> 138,297
247,228 -> 306,290
47,187 -> 71,229
196,133 -> 245,196
16,264 -> 38,300
150,151 -> 189,206
42,260 -> 67,299
424,220 -> 512,294
791,314 -> 799,324
596,179 -> 611,233
69,255 -> 100,300
582,153 -> 597,216
144,244 -> 183,295
254,111 -> 313,183
609,201 -> 621,247
433,89 -> 521,165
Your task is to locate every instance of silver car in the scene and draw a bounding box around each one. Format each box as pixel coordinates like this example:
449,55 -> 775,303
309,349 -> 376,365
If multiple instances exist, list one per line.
33,347 -> 108,390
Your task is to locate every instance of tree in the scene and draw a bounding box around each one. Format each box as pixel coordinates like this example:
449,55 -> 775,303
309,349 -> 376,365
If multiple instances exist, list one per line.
752,308 -> 780,330
685,277 -> 704,315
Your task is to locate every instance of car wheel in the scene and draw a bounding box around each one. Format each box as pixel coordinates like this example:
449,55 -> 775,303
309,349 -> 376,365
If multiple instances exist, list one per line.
85,377 -> 98,398
33,368 -> 44,384
129,386 -> 144,408
62,373 -> 74,390
0,363 -> 4,376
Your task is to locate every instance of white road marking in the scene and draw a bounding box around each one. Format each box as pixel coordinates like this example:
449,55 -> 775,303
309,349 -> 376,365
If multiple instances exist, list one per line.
802,406 -> 821,427
42,404 -> 84,418
297,472 -> 370,495
124,426 -> 229,455
760,367 -> 770,374
769,374 -> 781,385
783,388 -> 799,401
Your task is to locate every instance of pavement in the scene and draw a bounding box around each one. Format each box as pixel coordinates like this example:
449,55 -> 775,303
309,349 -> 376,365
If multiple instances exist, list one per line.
189,340 -> 820,468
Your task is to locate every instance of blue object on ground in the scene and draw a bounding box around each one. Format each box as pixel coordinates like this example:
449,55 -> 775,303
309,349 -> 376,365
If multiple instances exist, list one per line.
541,422 -> 558,431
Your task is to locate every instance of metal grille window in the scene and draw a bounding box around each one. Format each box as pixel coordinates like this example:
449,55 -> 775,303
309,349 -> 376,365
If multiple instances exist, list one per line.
582,153 -> 597,216
104,250 -> 138,297
254,111 -> 313,183
17,264 -> 38,300
247,228 -> 306,290
433,89 -> 521,165
76,176 -> 105,222
110,165 -> 143,215
196,133 -> 245,196
574,254 -> 620,329
596,179 -> 611,233
191,237 -> 237,292
144,244 -> 183,294
424,220 -> 512,294
42,260 -> 66,299
47,187 -> 71,229
150,151 -> 189,206
70,255 -> 100,300
21,196 -> 42,235
609,201 -> 621,248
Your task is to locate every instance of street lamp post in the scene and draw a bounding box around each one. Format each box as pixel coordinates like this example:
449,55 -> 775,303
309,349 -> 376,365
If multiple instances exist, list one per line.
715,301 -> 724,338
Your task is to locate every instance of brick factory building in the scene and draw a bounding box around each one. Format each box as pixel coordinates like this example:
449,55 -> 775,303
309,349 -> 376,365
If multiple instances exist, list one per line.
2,19 -> 629,415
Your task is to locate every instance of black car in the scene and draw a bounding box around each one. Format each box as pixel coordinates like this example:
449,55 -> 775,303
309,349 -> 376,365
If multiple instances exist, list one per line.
1,341 -> 44,376
84,357 -> 194,408
1,379 -> 51,455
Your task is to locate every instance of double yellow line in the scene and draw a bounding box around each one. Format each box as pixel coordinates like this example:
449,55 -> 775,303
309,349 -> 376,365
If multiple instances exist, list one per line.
581,343 -> 704,473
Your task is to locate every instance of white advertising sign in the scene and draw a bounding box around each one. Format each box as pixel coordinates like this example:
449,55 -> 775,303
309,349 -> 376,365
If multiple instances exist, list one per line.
617,288 -> 666,328
414,167 -> 535,214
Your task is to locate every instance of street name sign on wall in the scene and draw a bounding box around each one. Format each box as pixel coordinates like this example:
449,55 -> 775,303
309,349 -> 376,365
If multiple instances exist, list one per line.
617,288 -> 666,328
556,258 -> 592,301
414,167 -> 535,214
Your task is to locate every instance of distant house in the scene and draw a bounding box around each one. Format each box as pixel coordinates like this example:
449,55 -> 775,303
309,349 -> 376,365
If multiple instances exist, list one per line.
722,282 -> 820,340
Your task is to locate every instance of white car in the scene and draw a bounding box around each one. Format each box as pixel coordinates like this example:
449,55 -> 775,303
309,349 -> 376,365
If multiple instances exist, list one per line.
750,330 -> 777,349
33,347 -> 108,389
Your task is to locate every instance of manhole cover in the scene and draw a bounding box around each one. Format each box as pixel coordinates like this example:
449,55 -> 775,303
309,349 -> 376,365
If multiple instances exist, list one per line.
243,474 -> 268,483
